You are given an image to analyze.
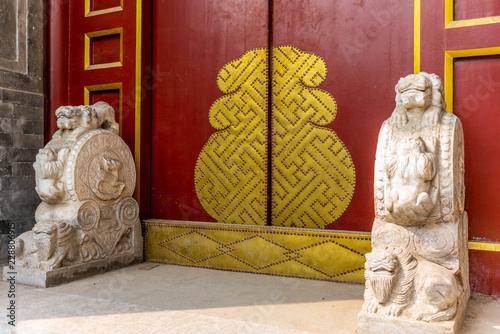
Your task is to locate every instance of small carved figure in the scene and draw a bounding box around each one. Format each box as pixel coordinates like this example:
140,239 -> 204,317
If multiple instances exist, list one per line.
16,221 -> 77,271
363,247 -> 417,317
92,156 -> 126,200
363,247 -> 458,321
34,148 -> 69,204
385,136 -> 437,222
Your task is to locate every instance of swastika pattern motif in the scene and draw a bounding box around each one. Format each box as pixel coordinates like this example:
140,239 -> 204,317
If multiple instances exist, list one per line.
272,45 -> 356,228
194,46 -> 355,228
194,48 -> 268,225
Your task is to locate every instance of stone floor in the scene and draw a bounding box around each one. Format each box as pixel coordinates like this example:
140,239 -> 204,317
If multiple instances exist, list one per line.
0,263 -> 499,334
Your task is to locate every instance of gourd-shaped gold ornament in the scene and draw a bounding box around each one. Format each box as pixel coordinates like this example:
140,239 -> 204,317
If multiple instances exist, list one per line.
195,46 -> 355,229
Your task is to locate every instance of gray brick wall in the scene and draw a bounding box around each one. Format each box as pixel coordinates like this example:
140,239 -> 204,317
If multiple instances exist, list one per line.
0,0 -> 45,264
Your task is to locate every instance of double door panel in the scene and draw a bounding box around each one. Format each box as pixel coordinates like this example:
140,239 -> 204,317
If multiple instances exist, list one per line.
151,0 -> 414,231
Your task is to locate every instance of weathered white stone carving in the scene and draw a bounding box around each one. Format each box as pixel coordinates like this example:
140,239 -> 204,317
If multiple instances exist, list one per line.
358,73 -> 469,333
7,102 -> 142,287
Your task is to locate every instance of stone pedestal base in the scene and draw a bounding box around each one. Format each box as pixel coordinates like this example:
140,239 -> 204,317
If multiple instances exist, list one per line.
3,253 -> 142,288
357,299 -> 469,334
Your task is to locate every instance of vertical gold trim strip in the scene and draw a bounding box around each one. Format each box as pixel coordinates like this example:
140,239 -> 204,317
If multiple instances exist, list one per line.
445,0 -> 453,27
135,0 -> 142,204
85,0 -> 91,16
444,51 -> 453,112
414,0 -> 421,74
84,34 -> 90,69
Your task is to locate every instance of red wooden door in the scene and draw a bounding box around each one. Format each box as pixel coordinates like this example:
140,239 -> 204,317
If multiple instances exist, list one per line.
273,0 -> 414,231
150,0 -> 269,222
150,1 -> 414,228
48,0 -> 151,216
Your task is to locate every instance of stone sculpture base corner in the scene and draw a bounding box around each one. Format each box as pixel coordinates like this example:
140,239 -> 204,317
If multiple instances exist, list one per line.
4,246 -> 142,288
358,296 -> 469,334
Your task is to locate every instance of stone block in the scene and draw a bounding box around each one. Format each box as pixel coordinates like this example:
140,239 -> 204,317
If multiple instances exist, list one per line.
0,103 -> 13,117
0,133 -> 13,147
0,190 -> 40,220
0,117 -> 13,133
0,166 -> 11,177
0,176 -> 35,191
358,301 -> 469,334
2,89 -> 43,108
12,161 -> 35,177
7,147 -> 39,162
0,147 -> 6,162
12,133 -> 43,149
0,234 -> 9,264
18,119 -> 44,134
13,105 -> 43,120
0,0 -> 17,61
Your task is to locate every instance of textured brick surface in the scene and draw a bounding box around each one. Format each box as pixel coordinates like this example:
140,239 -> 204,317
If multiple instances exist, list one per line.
0,0 -> 44,264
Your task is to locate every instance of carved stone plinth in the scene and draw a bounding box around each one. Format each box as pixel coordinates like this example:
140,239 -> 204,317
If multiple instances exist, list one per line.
357,73 -> 469,333
5,102 -> 142,287
358,303 -> 468,334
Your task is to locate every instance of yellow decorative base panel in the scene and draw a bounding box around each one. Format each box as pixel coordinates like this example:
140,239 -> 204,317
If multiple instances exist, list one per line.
143,220 -> 371,283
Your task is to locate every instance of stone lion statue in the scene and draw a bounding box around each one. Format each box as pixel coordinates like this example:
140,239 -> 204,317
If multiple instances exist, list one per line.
359,72 -> 468,333
363,247 -> 417,317
14,102 -> 141,285
363,246 -> 459,322
390,72 -> 445,127
54,101 -> 119,140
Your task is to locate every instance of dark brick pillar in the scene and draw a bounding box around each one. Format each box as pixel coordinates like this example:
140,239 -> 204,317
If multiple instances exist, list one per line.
0,0 -> 45,264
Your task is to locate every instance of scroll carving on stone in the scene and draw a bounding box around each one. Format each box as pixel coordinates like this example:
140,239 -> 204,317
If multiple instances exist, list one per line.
8,102 -> 142,287
358,73 -> 469,333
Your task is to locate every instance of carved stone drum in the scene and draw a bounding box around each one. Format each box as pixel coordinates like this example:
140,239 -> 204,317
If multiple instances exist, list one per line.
8,102 -> 142,287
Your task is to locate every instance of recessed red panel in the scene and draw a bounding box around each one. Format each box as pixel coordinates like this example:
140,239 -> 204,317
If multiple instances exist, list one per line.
91,0 -> 121,12
90,34 -> 121,65
273,0 -> 414,232
454,56 -> 500,243
90,34 -> 120,65
455,0 -> 500,21
150,0 -> 269,221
